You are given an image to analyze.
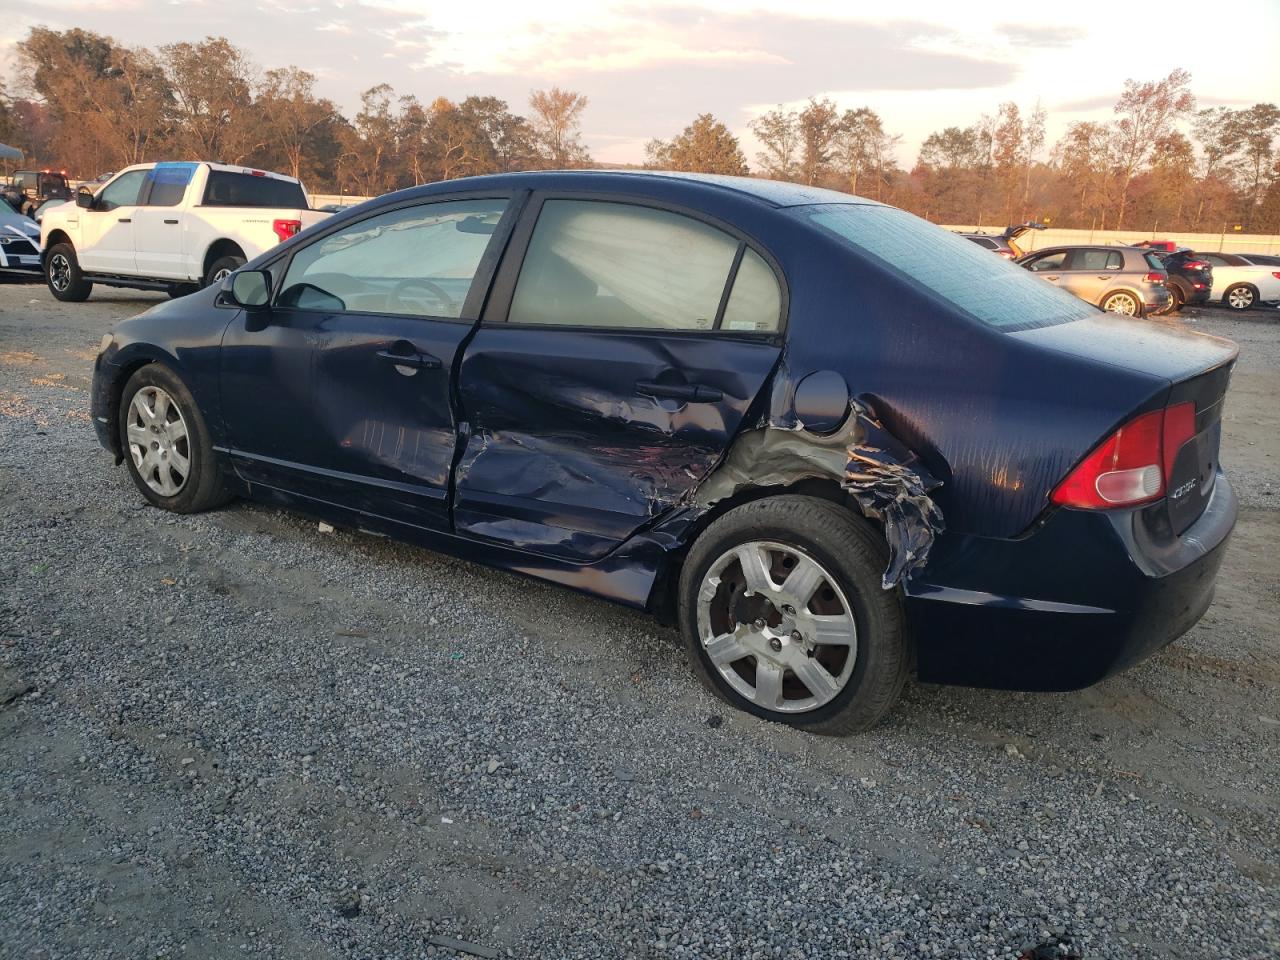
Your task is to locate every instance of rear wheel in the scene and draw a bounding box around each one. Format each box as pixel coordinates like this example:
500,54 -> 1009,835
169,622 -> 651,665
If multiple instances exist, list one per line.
1101,291 -> 1140,316
1167,284 -> 1185,313
204,254 -> 245,289
45,242 -> 92,302
166,283 -> 199,300
1224,283 -> 1257,311
118,364 -> 230,513
678,496 -> 907,735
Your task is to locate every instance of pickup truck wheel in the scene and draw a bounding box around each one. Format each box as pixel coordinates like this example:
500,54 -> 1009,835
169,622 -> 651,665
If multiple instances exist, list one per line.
678,495 -> 907,735
45,243 -> 93,302
118,364 -> 230,514
204,255 -> 245,288
166,283 -> 199,300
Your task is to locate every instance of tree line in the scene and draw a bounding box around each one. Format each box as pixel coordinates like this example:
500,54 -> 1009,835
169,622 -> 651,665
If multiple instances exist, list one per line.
2,29 -> 1277,232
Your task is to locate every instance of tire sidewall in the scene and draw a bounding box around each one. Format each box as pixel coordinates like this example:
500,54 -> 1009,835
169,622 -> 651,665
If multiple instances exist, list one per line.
1225,284 -> 1255,311
204,255 -> 246,289
46,242 -> 91,302
117,363 -> 220,513
678,498 -> 903,732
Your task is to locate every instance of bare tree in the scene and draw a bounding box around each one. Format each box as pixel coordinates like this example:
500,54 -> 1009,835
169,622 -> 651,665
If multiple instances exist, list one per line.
797,98 -> 839,185
750,106 -> 799,180
528,87 -> 590,168
1111,69 -> 1195,229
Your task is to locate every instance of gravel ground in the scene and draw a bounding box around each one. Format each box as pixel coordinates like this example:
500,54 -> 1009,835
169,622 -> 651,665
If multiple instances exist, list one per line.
1,279 -> 1277,960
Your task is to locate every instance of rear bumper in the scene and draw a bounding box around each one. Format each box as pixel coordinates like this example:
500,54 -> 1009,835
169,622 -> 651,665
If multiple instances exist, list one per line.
906,472 -> 1236,691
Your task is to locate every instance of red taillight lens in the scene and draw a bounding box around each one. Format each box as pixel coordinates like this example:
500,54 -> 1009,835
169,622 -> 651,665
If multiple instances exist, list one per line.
1184,260 -> 1209,270
1144,272 -> 1166,283
1272,272 -> 1280,281
272,218 -> 302,243
1051,403 -> 1196,509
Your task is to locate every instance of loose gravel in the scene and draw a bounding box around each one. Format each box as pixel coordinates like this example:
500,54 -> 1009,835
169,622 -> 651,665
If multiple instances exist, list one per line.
1,281 -> 1278,959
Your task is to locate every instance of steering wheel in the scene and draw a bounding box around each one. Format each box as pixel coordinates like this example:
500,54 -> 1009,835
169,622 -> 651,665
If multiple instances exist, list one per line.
391,277 -> 457,316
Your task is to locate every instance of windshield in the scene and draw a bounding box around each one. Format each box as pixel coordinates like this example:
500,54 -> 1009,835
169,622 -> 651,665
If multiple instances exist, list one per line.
804,204 -> 1096,332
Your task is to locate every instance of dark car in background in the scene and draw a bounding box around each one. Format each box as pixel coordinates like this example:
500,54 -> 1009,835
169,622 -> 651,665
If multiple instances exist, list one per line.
1149,248 -> 1214,311
89,172 -> 1238,734
959,221 -> 1045,259
2,169 -> 72,218
1237,253 -> 1280,267
1017,245 -> 1170,316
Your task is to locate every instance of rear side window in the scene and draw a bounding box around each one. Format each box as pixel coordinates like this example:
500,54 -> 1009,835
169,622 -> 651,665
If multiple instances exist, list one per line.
203,171 -> 307,209
965,236 -> 998,250
807,205 -> 1094,331
1071,249 -> 1123,271
277,199 -> 507,318
508,200 -> 781,332
144,163 -> 197,207
1144,253 -> 1166,271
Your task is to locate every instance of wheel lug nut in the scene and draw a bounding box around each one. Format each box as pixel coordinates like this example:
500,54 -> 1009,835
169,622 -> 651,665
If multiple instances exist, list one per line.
768,637 -> 782,652
782,604 -> 796,616
753,618 -> 765,630
791,630 -> 802,643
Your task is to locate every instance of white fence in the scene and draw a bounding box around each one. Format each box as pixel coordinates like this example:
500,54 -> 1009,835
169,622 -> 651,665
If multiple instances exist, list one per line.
943,225 -> 1280,256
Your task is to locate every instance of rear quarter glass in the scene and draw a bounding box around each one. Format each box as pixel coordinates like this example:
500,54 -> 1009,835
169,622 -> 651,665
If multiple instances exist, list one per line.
808,205 -> 1096,333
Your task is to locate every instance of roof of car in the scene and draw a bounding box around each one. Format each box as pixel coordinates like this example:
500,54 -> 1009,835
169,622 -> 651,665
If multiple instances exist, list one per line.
398,169 -> 878,209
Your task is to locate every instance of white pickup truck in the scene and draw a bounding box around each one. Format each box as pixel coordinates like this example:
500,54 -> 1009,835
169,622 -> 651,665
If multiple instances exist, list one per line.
40,161 -> 331,301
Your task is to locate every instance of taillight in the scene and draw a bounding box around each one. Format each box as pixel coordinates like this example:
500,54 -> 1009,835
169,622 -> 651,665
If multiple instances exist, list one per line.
1272,272 -> 1280,280
1051,403 -> 1196,509
272,218 -> 302,243
1184,260 -> 1209,270
1144,272 -> 1165,283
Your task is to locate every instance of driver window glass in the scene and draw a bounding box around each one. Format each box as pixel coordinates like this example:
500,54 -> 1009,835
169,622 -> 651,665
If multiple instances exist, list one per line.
1026,251 -> 1067,272
97,171 -> 147,211
276,199 -> 507,318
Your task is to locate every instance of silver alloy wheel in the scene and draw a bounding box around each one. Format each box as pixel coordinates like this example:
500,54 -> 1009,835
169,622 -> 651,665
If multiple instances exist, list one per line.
212,267 -> 233,283
49,253 -> 70,292
696,540 -> 858,714
1227,286 -> 1254,310
126,386 -> 191,497
1104,292 -> 1138,316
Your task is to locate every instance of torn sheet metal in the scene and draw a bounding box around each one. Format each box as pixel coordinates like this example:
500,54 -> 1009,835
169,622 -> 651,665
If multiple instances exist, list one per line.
693,401 -> 945,589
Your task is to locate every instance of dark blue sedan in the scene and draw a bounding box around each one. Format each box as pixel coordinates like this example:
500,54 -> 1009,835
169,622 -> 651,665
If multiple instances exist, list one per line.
90,171 -> 1238,734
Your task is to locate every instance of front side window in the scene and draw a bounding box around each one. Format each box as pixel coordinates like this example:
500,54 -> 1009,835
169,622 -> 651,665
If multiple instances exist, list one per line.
1024,251 -> 1068,272
277,199 -> 508,318
508,200 -> 743,331
97,170 -> 148,211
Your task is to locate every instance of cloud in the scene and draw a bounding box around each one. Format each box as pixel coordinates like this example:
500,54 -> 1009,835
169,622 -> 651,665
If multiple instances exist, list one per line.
996,23 -> 1085,48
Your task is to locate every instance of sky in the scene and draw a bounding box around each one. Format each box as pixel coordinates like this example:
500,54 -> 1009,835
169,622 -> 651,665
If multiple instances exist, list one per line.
4,0 -> 1280,167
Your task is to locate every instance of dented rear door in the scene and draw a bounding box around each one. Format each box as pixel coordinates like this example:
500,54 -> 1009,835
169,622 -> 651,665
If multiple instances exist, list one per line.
451,195 -> 785,563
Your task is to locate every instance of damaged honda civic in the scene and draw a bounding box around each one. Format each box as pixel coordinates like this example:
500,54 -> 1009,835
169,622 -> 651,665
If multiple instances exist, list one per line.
90,171 -> 1238,734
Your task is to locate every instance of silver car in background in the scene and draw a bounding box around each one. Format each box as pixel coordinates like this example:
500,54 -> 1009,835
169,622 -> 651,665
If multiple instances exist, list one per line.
1016,245 -> 1171,316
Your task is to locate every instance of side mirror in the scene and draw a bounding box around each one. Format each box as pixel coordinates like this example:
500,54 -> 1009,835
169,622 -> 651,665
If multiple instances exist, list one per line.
75,189 -> 94,209
223,269 -> 272,309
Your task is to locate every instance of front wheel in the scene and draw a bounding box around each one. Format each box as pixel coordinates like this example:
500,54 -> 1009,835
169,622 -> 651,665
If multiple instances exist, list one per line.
1224,283 -> 1257,311
678,496 -> 907,735
204,254 -> 245,289
45,242 -> 93,302
1101,291 -> 1140,316
118,364 -> 231,513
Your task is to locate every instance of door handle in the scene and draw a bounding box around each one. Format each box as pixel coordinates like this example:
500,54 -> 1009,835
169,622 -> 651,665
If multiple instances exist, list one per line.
377,347 -> 441,370
117,217 -> 132,223
164,219 -> 179,225
635,380 -> 723,403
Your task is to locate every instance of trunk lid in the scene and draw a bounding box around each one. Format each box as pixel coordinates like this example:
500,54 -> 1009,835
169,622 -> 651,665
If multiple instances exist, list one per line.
1012,314 -> 1237,532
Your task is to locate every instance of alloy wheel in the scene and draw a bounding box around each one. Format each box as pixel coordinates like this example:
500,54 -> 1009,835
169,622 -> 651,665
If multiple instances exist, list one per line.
212,267 -> 233,284
1227,286 -> 1254,310
49,253 -> 70,292
1104,293 -> 1138,316
696,540 -> 858,714
126,386 -> 191,497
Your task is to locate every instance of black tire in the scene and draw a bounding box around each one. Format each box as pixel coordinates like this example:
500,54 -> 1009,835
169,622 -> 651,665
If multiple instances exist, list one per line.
45,242 -> 93,302
166,283 -> 199,300
204,254 -> 245,289
1167,283 -> 1185,313
117,363 -> 231,514
1223,283 -> 1257,311
1101,290 -> 1140,316
677,495 -> 907,735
